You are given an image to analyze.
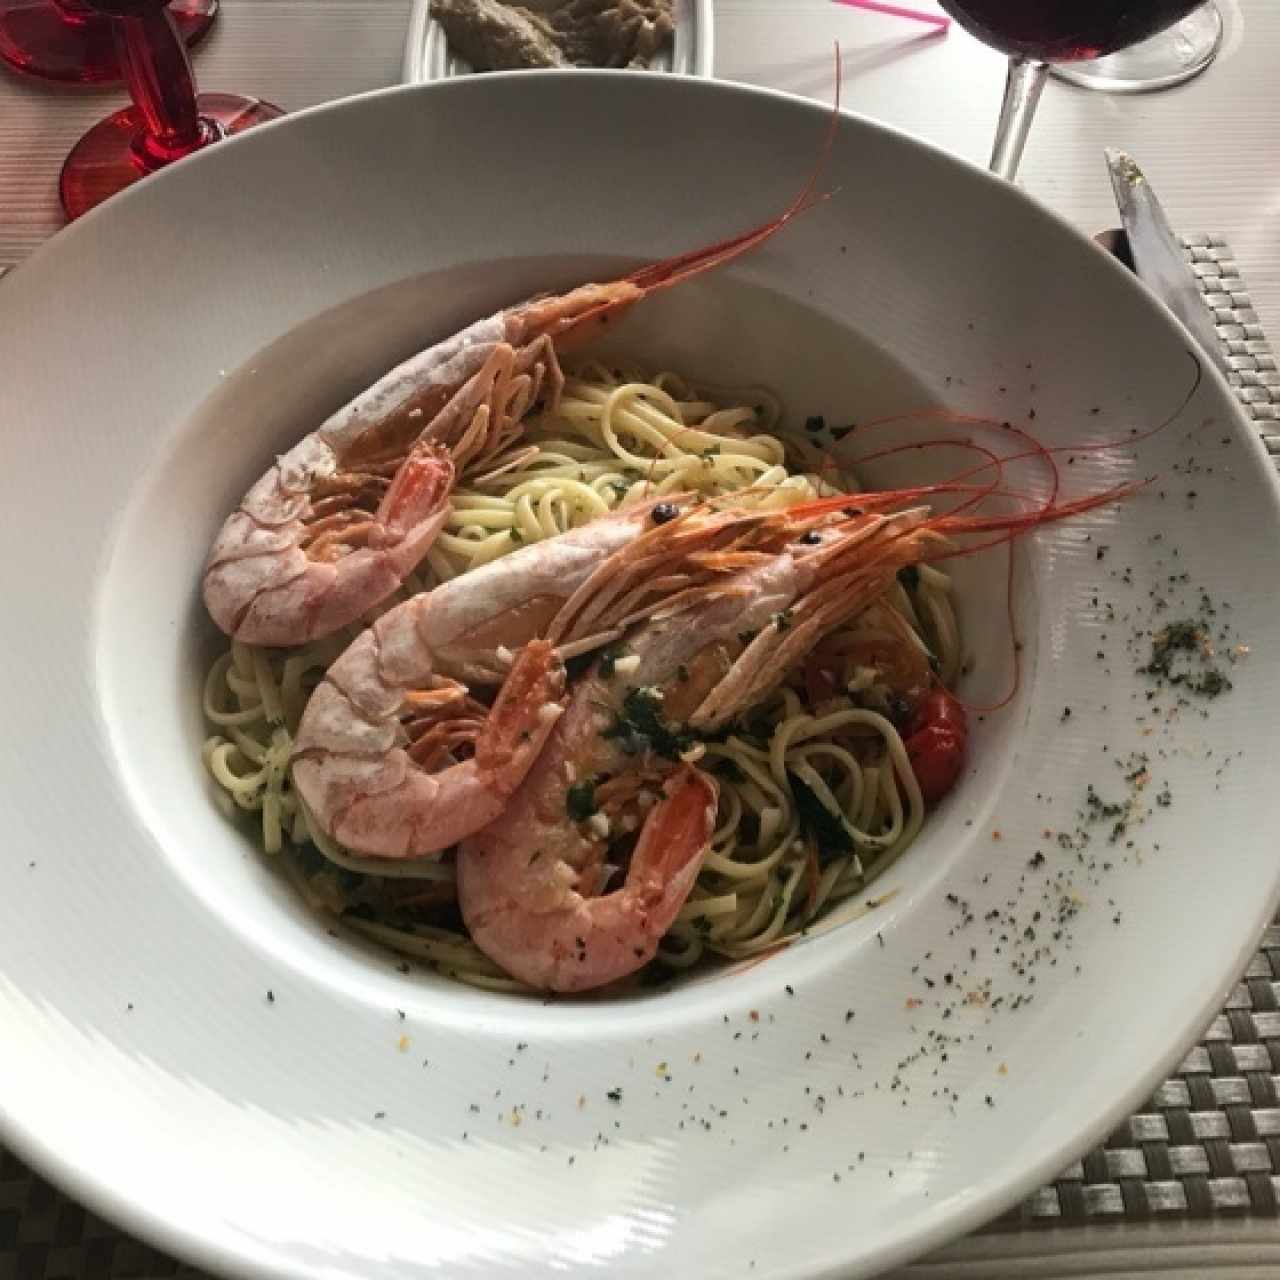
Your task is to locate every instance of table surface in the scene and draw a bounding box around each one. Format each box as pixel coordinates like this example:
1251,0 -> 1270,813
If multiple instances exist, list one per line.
2,2 -> 1279,1277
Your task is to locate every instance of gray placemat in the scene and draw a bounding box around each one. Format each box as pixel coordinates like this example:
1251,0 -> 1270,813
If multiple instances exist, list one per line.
1,238 -> 1278,1278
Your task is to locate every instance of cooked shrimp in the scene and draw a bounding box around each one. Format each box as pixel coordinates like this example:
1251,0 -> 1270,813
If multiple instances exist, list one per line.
290,494 -> 851,858
457,505 -> 945,992
202,138 -> 835,648
457,456 -> 1149,993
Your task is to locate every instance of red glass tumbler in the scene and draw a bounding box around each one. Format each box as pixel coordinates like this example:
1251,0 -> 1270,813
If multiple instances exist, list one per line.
59,0 -> 282,219
0,0 -> 216,85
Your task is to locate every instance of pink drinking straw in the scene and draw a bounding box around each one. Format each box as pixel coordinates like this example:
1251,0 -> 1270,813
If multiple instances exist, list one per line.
831,0 -> 951,32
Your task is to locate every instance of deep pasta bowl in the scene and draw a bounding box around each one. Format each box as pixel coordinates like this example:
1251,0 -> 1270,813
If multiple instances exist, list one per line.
0,71 -> 1277,1280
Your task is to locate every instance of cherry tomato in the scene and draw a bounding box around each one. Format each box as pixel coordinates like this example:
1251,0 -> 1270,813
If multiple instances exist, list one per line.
903,689 -> 967,805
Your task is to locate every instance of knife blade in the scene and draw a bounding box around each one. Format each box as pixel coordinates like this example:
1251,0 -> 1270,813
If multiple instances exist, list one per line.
1104,147 -> 1230,378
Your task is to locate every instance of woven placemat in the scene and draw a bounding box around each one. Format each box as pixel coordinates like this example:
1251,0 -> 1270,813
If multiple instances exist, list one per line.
2,237 -> 1279,1278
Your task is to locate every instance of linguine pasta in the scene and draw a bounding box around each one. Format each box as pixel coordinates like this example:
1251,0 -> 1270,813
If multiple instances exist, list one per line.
201,366 -> 960,991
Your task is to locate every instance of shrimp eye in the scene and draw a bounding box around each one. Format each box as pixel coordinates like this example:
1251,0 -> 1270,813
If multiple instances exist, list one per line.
799,531 -> 822,546
651,503 -> 678,525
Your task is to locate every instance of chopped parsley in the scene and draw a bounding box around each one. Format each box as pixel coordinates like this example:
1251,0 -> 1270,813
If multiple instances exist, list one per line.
564,650 -> 596,680
1142,619 -> 1233,698
1143,619 -> 1202,676
602,687 -> 693,761
566,646 -> 617,682
709,757 -> 746,783
566,780 -> 599,822
789,770 -> 855,862
772,609 -> 794,633
1084,784 -> 1123,820
1193,668 -> 1232,698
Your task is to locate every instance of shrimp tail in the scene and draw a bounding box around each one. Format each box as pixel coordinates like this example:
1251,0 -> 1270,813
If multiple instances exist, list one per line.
570,765 -> 719,989
292,640 -> 565,859
474,639 -> 566,779
205,446 -> 455,647
459,765 -> 717,993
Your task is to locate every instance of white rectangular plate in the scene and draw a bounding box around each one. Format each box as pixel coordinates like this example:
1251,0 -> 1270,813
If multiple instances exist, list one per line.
402,0 -> 714,82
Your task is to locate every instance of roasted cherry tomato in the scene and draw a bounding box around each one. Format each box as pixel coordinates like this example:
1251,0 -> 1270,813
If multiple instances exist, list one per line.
903,688 -> 967,805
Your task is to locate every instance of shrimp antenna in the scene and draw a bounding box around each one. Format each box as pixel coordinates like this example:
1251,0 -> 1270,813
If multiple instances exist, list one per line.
623,45 -> 844,297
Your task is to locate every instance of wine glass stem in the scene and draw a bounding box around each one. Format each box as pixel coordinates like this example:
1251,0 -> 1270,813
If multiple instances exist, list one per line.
989,56 -> 1049,182
114,4 -> 205,163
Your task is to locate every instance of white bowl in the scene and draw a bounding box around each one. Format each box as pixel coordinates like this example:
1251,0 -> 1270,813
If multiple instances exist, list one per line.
0,72 -> 1276,1280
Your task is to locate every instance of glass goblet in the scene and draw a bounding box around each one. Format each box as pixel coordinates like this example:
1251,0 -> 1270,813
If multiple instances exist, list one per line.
937,0 -> 1217,180
59,0 -> 282,220
0,0 -> 216,85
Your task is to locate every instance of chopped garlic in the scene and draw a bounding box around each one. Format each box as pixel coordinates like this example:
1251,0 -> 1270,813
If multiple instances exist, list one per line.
613,654 -> 641,676
847,666 -> 877,694
495,644 -> 513,666
537,703 -> 561,725
587,812 -> 611,839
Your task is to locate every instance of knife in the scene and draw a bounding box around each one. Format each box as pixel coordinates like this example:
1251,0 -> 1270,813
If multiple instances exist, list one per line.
1104,147 -> 1230,378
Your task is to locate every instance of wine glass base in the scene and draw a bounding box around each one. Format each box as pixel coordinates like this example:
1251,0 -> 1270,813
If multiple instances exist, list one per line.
1051,3 -> 1223,94
60,92 -> 283,220
0,0 -> 217,84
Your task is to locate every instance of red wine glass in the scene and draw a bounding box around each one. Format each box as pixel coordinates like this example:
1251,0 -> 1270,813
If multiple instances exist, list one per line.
0,0 -> 216,85
59,0 -> 282,220
937,0 -> 1214,180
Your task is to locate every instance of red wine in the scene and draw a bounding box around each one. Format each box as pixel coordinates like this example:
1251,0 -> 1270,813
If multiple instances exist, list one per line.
80,0 -> 167,15
937,0 -> 1207,61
